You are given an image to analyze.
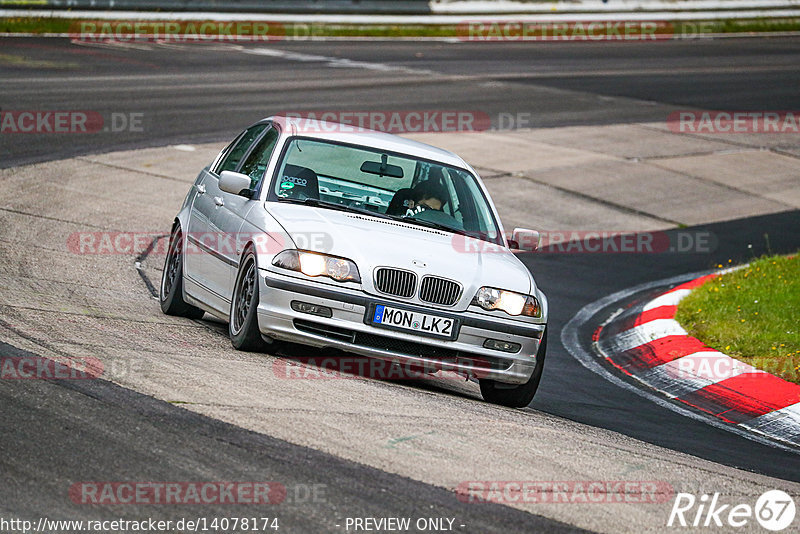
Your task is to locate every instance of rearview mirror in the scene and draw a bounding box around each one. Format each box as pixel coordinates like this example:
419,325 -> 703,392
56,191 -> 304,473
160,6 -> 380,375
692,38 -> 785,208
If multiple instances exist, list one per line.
219,171 -> 253,198
511,228 -> 540,252
361,154 -> 404,178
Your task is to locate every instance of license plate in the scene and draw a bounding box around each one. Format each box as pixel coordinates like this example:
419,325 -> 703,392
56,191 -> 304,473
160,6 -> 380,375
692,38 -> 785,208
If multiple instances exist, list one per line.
370,304 -> 456,339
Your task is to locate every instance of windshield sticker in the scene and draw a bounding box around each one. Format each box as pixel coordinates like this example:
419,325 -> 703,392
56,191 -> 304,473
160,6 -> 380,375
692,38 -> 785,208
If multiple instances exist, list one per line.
282,175 -> 308,187
280,181 -> 295,190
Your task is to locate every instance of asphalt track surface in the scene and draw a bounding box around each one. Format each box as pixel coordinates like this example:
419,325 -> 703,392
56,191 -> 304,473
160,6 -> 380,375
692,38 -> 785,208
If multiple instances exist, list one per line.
527,210 -> 800,475
0,340 -> 580,533
1,36 -> 800,532
3,37 -> 800,167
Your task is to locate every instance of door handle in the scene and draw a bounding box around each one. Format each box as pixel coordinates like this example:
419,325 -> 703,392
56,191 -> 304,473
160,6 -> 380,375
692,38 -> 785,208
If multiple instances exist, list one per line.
214,197 -> 224,207
195,184 -> 206,194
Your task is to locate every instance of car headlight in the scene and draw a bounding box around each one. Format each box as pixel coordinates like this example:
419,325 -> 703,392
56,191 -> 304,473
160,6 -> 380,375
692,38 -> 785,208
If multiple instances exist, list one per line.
272,250 -> 361,283
472,287 -> 541,317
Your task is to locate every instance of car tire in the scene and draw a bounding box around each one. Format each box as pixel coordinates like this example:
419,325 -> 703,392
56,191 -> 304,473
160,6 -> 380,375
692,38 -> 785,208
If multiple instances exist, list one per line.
229,247 -> 269,352
479,328 -> 547,408
160,226 -> 205,319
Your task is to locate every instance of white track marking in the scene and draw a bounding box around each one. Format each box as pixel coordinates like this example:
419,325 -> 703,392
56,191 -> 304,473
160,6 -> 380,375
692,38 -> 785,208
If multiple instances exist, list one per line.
240,46 -> 435,75
747,404 -> 800,443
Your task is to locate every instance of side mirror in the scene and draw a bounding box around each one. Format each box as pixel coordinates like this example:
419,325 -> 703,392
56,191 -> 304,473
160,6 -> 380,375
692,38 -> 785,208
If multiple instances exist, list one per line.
219,171 -> 254,198
511,228 -> 540,252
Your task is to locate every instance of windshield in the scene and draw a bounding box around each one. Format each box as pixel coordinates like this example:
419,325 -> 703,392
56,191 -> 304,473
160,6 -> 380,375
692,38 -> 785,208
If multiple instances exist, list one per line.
269,137 -> 503,244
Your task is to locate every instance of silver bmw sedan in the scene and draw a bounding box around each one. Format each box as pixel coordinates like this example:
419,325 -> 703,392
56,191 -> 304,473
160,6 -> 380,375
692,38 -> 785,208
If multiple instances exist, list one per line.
160,116 -> 548,407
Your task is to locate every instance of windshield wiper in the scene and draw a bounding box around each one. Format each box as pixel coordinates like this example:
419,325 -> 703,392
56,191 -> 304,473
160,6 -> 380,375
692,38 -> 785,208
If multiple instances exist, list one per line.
393,216 -> 468,236
391,215 -> 502,245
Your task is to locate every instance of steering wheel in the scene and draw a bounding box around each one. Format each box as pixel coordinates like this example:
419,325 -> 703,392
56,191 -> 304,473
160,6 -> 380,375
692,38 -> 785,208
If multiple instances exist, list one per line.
406,207 -> 464,230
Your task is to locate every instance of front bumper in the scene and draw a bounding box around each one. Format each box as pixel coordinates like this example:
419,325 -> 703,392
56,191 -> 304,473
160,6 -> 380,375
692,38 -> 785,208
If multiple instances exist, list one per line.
256,270 -> 545,384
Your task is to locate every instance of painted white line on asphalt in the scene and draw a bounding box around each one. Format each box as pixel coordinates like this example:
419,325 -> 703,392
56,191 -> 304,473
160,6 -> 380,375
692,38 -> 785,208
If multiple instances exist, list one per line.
240,46 -> 435,75
746,403 -> 800,442
560,270 -> 800,453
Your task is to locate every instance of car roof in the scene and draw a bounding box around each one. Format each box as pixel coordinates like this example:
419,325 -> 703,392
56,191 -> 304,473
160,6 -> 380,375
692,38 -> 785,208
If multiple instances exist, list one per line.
266,115 -> 470,170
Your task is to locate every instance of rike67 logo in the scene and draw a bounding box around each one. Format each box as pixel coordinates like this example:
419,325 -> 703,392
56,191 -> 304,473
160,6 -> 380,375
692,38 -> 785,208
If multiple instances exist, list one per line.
668,490 -> 796,531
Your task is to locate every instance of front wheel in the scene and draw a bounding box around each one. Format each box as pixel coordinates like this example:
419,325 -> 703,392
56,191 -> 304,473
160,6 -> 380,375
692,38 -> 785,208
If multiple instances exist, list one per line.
229,247 -> 269,351
480,329 -> 547,408
160,226 -> 204,319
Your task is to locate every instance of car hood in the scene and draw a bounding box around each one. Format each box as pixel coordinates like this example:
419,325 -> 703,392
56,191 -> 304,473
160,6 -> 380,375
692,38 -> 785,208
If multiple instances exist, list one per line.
266,203 -> 534,309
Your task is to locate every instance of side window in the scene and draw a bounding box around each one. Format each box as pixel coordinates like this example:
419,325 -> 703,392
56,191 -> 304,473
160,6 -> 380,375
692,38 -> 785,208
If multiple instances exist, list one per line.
214,123 -> 268,174
239,128 -> 280,188
452,170 -> 492,236
210,139 -> 237,171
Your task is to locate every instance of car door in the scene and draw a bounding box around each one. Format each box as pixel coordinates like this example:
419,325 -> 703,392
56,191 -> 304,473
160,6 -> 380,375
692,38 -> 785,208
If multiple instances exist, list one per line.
183,122 -> 268,313
212,124 -> 281,299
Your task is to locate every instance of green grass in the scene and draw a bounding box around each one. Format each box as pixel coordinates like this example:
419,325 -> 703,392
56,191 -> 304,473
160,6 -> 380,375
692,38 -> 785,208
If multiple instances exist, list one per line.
675,253 -> 800,384
1,16 -> 73,34
1,16 -> 800,38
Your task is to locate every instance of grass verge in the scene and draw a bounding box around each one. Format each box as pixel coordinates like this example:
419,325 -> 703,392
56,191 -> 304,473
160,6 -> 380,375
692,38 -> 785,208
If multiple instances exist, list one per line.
675,253 -> 800,384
